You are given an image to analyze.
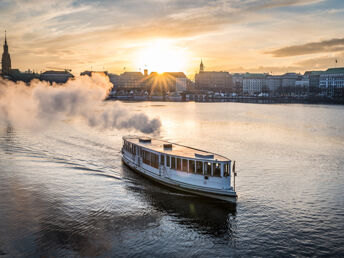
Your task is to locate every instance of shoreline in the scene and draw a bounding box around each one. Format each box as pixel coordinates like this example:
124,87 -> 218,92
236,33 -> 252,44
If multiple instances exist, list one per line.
106,96 -> 344,105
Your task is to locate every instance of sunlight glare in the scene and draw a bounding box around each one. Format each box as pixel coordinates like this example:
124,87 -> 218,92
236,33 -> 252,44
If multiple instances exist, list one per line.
136,40 -> 189,74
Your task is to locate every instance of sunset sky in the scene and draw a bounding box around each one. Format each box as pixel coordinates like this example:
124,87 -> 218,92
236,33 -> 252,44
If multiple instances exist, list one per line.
1,0 -> 344,77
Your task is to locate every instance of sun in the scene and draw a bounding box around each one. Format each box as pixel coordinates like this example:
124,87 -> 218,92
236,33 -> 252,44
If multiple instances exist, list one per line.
136,39 -> 190,74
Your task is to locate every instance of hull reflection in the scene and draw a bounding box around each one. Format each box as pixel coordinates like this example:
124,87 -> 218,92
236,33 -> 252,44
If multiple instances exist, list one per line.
122,163 -> 237,239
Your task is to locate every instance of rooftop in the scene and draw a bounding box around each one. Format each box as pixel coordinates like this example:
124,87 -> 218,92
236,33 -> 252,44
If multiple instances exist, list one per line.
124,135 -> 230,162
324,67 -> 344,74
163,72 -> 187,78
42,70 -> 73,75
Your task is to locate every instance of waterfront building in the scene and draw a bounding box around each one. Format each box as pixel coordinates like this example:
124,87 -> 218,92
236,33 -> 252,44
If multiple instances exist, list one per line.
319,67 -> 344,97
266,75 -> 282,95
118,71 -> 144,89
294,76 -> 310,96
232,73 -> 244,95
304,70 -> 323,95
242,73 -> 268,96
281,73 -> 301,88
80,70 -> 108,77
10,69 -> 39,83
40,70 -> 74,84
295,76 -> 310,88
142,72 -> 188,95
164,72 -> 187,92
1,31 -> 11,76
195,61 -> 233,92
108,73 -> 120,88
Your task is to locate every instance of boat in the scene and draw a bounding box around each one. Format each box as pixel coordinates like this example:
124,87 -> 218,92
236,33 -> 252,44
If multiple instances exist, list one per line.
121,135 -> 237,203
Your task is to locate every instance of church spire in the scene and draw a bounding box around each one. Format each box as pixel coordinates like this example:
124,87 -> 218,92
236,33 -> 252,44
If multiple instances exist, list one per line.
200,59 -> 204,73
2,30 -> 11,76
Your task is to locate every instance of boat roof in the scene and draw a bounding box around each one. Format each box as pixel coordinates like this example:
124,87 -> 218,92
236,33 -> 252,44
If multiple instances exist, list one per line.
123,135 -> 230,162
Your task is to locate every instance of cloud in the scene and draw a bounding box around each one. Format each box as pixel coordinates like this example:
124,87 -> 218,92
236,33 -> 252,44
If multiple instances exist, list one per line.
1,0 -> 342,74
266,38 -> 344,57
295,53 -> 344,68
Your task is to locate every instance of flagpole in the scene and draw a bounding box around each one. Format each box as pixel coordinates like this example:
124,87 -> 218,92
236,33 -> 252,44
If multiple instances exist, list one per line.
233,161 -> 236,192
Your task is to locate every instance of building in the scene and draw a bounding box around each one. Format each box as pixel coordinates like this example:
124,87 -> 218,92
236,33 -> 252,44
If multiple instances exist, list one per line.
80,70 -> 108,77
319,67 -> 344,97
295,76 -> 309,88
176,77 -> 187,92
266,75 -> 282,95
195,61 -> 233,92
242,73 -> 268,96
40,70 -> 74,84
118,72 -> 144,89
1,31 -> 11,76
10,69 -> 39,83
164,72 -> 187,92
281,73 -> 301,88
304,71 -> 323,95
232,73 -> 244,95
108,73 -> 120,88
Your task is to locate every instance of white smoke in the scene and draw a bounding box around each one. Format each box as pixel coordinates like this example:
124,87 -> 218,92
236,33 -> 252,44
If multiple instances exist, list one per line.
0,73 -> 161,134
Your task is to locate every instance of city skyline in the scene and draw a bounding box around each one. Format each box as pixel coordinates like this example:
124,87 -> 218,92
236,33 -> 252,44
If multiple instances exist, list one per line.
1,0 -> 344,76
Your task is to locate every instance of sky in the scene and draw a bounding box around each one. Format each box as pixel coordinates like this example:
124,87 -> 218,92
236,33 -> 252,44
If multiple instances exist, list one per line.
0,0 -> 344,77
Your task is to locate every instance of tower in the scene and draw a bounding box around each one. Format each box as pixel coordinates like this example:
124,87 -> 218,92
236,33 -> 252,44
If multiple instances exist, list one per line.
1,30 -> 12,76
200,59 -> 204,73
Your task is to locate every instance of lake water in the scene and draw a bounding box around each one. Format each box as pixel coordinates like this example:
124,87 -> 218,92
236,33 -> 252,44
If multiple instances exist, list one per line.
0,102 -> 343,257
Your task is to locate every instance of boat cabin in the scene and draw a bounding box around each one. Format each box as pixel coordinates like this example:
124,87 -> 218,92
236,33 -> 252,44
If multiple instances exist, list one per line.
122,136 -> 231,178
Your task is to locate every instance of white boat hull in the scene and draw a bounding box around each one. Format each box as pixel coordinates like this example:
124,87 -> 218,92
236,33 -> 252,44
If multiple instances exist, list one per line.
122,155 -> 237,203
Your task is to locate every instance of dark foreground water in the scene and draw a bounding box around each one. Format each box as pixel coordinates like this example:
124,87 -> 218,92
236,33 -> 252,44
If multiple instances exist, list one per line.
0,102 -> 344,257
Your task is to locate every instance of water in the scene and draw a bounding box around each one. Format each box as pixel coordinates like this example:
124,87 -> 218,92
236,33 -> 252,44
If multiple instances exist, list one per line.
0,102 -> 343,257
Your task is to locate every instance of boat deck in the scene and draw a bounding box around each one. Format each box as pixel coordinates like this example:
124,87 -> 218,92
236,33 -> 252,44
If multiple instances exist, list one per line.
124,135 -> 230,162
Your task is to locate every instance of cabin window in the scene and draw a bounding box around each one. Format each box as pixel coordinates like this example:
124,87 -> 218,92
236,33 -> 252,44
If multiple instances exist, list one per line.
166,156 -> 170,167
160,155 -> 165,165
142,150 -> 150,165
147,151 -> 151,165
182,159 -> 188,172
189,160 -> 195,173
224,163 -> 229,177
213,163 -> 221,177
151,153 -> 159,169
196,161 -> 203,174
171,157 -> 176,169
177,158 -> 182,171
204,162 -> 212,175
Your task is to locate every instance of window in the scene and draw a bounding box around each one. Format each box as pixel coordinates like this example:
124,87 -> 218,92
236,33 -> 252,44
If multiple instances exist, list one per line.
224,163 -> 229,177
196,161 -> 203,174
213,163 -> 221,177
182,159 -> 188,172
204,162 -> 211,175
160,155 -> 165,165
166,156 -> 170,167
151,153 -> 159,169
171,157 -> 176,169
189,160 -> 195,173
143,150 -> 151,165
177,158 -> 181,171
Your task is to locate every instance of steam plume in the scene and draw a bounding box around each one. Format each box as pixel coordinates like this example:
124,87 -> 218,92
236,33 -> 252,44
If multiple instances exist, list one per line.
0,73 -> 161,134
